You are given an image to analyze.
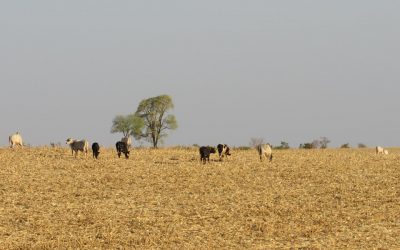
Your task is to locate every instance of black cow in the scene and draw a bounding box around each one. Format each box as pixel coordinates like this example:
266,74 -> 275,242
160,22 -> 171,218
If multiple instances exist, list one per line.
217,144 -> 231,161
92,142 -> 100,159
116,141 -> 130,159
199,146 -> 216,164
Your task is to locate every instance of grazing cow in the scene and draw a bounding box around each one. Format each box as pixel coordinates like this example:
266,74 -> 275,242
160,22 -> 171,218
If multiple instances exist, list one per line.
199,146 -> 216,164
257,144 -> 273,162
9,132 -> 23,148
66,138 -> 89,157
376,146 -> 385,154
116,141 -> 130,159
121,136 -> 132,148
92,142 -> 100,159
217,144 -> 231,161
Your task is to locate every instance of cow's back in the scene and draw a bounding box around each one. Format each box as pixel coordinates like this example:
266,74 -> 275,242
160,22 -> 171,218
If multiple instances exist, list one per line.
92,142 -> 100,159
257,144 -> 272,161
74,140 -> 89,151
376,146 -> 384,154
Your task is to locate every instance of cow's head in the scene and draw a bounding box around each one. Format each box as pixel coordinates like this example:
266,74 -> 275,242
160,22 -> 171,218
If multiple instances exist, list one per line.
209,147 -> 216,154
66,138 -> 74,144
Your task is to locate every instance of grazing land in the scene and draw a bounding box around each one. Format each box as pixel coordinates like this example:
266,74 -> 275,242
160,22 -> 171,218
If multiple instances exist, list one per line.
0,147 -> 399,249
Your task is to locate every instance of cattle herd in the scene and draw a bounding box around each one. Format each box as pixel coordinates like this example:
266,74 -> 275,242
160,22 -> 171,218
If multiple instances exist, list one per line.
6,132 -> 391,163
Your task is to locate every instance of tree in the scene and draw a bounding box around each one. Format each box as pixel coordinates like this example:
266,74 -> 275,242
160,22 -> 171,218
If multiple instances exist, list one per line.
305,137 -> 330,149
300,143 -> 315,149
274,141 -> 290,150
280,141 -> 290,149
111,114 -> 144,138
135,95 -> 178,148
249,137 -> 265,148
311,139 -> 320,149
319,137 -> 331,149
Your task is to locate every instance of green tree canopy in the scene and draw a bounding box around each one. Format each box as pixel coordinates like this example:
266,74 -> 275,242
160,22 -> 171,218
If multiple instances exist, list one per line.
111,114 -> 144,138
135,95 -> 178,148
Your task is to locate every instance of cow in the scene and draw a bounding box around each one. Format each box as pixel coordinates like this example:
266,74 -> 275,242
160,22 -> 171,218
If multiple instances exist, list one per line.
199,146 -> 216,164
376,146 -> 385,154
217,144 -> 231,161
66,138 -> 89,157
9,132 -> 23,148
257,144 -> 273,162
92,142 -> 100,159
116,141 -> 130,159
121,136 -> 132,148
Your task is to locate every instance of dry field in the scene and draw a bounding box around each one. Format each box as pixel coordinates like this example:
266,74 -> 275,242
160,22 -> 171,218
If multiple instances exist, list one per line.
0,147 -> 399,249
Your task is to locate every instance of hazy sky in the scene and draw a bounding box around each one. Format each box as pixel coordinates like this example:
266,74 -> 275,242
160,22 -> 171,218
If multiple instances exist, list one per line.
1,1 -> 399,148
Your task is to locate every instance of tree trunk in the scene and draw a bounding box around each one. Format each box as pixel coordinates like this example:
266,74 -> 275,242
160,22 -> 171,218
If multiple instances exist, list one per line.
152,133 -> 157,148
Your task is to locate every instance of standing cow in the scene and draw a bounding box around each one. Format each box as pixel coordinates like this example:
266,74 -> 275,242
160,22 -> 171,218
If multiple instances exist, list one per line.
199,146 -> 216,164
66,138 -> 89,157
376,146 -> 389,155
376,146 -> 384,154
9,132 -> 23,148
217,144 -> 231,161
116,141 -> 130,159
257,144 -> 273,162
92,142 -> 100,159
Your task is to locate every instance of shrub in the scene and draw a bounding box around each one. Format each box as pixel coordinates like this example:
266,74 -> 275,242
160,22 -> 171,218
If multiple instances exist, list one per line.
340,143 -> 350,149
358,143 -> 367,148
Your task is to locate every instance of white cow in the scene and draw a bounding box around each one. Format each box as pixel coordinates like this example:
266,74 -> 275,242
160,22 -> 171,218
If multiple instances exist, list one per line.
66,138 -> 89,157
376,146 -> 384,154
9,132 -> 23,148
257,144 -> 273,162
376,146 -> 389,155
121,136 -> 132,148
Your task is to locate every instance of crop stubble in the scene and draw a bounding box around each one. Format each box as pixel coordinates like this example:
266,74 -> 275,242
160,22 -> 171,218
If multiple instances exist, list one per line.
0,147 -> 399,249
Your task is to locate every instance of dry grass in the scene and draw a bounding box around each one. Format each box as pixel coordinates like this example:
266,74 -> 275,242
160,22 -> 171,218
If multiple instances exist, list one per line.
0,147 -> 399,249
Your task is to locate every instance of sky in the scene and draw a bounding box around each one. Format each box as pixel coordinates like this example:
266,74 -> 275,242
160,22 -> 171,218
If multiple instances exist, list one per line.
1,1 -> 399,148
